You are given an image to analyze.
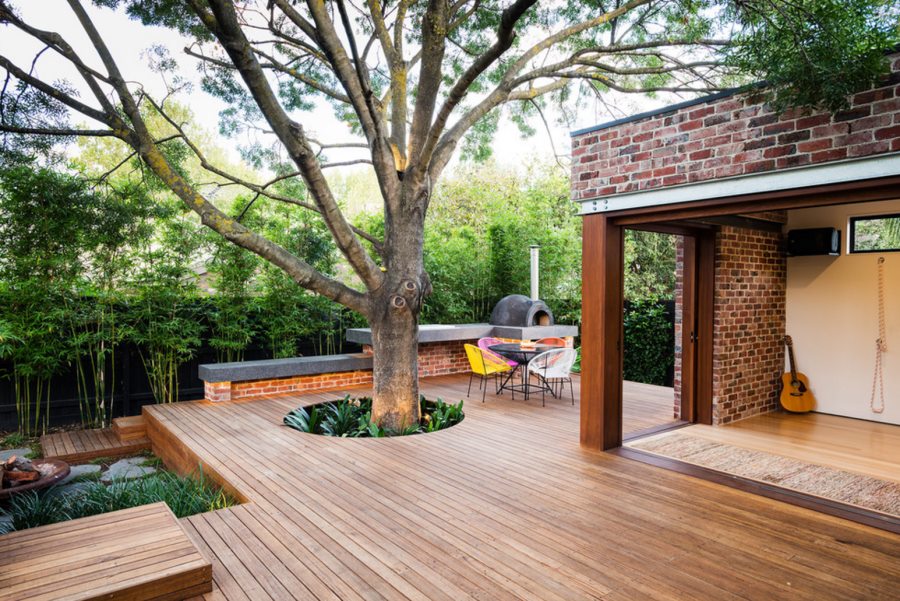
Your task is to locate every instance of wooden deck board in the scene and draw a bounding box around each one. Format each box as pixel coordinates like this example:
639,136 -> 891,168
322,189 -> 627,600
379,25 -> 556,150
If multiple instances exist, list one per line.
0,502 -> 211,601
142,374 -> 899,600
40,428 -> 150,464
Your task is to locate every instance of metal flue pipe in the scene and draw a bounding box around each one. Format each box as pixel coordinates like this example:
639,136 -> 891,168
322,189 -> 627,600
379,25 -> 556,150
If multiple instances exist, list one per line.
530,245 -> 540,301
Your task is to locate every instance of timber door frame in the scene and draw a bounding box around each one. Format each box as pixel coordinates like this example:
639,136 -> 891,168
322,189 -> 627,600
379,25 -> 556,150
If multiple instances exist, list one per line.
579,174 -> 900,451
581,218 -> 714,449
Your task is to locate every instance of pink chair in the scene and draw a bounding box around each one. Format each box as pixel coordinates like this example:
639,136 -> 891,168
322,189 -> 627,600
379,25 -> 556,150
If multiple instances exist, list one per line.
478,337 -> 518,367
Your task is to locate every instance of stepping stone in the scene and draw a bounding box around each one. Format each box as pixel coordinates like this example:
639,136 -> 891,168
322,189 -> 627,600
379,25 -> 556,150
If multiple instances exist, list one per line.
101,457 -> 156,482
59,464 -> 101,486
0,448 -> 31,462
48,481 -> 94,499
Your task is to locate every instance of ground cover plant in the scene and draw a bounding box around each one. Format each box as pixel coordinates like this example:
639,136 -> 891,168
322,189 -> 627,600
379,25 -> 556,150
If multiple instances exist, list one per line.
284,395 -> 464,438
0,462 -> 235,534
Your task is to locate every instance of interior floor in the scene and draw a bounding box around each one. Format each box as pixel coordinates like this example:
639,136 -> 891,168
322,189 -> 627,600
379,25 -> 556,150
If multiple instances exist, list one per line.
631,411 -> 900,484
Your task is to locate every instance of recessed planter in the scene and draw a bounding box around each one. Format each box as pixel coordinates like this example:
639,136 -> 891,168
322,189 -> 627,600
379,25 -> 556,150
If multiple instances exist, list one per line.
283,396 -> 464,438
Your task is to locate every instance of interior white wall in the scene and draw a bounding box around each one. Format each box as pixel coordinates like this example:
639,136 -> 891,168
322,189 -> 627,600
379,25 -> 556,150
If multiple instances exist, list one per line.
786,199 -> 900,426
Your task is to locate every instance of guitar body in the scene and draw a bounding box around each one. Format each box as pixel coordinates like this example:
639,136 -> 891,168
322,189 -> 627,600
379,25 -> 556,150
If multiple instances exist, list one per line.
779,371 -> 816,413
779,336 -> 815,413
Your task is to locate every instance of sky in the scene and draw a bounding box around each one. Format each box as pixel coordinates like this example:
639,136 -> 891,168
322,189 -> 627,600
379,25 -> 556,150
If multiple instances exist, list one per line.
3,1 -> 683,176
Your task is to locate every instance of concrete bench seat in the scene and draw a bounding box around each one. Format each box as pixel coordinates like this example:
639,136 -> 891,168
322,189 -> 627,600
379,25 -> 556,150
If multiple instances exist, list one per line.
198,353 -> 372,383
199,354 -> 374,402
199,324 -> 578,403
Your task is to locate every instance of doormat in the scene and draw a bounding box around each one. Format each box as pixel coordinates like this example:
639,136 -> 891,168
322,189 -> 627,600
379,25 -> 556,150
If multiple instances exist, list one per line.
628,432 -> 900,518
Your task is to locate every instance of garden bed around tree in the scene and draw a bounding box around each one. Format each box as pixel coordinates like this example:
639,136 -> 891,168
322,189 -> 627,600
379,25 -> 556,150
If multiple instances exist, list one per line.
284,395 -> 464,437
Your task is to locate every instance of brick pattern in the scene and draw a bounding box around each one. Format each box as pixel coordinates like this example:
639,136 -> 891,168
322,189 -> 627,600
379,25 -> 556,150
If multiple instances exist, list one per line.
203,370 -> 375,402
417,341 -> 472,377
231,370 -> 374,400
673,236 -> 684,420
205,340 -> 480,402
204,381 -> 232,402
571,55 -> 900,200
711,227 -> 786,424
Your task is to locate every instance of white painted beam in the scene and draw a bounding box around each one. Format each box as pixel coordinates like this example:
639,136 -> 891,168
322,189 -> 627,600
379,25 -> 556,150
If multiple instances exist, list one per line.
578,153 -> 900,214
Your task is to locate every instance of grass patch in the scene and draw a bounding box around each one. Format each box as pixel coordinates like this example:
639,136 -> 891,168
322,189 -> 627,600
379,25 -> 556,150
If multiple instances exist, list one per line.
1,432 -> 41,458
1,432 -> 27,449
0,467 -> 235,534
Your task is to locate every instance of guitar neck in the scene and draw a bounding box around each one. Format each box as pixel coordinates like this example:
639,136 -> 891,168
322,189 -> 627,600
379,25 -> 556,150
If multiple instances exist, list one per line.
787,343 -> 798,381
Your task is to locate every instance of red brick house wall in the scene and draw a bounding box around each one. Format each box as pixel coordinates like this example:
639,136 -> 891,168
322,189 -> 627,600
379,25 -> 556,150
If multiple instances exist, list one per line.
573,53 -> 900,425
672,237 -> 683,420
571,55 -> 900,199
711,227 -> 786,424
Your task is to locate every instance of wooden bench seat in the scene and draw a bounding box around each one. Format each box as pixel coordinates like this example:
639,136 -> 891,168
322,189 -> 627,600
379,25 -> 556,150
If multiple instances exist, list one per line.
0,502 -> 212,601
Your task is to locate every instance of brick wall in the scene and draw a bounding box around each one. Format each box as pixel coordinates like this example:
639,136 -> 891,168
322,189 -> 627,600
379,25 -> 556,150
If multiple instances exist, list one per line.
203,370 -> 375,402
673,237 -> 684,420
711,227 -> 786,424
204,340 -> 479,402
571,54 -> 900,201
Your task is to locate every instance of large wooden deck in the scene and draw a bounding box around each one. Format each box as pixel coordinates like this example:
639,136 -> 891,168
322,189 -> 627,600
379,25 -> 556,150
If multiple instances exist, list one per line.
145,374 -> 900,600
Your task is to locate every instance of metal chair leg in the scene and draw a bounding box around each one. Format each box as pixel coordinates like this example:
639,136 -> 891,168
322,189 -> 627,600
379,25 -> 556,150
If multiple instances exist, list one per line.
482,375 -> 488,403
467,372 -> 474,397
568,377 -> 575,405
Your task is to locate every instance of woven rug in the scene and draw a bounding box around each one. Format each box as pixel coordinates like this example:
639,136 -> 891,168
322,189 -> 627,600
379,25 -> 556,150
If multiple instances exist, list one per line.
628,432 -> 900,518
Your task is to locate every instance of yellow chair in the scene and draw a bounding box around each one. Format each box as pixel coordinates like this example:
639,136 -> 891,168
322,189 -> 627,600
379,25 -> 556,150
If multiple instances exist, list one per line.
464,343 -> 513,403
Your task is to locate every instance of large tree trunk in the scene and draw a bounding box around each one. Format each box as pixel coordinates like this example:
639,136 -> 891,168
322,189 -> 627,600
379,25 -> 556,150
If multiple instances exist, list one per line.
370,306 -> 421,431
368,182 -> 430,431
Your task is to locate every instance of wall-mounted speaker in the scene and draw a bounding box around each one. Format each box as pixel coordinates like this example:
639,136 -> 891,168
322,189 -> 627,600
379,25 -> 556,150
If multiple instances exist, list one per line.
786,228 -> 841,256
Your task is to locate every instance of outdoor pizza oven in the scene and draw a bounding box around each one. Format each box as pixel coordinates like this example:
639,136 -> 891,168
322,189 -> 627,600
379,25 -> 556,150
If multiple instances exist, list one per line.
489,294 -> 554,327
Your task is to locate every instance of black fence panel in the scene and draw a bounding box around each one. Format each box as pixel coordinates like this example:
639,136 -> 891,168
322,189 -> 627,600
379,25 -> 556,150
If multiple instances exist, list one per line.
0,337 -> 362,432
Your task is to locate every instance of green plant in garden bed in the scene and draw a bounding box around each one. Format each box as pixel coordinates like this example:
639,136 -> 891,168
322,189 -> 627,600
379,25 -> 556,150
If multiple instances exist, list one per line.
284,395 -> 464,438
0,467 -> 235,534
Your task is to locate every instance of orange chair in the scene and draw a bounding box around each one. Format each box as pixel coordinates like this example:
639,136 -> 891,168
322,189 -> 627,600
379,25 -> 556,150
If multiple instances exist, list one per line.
464,343 -> 513,402
536,337 -> 567,347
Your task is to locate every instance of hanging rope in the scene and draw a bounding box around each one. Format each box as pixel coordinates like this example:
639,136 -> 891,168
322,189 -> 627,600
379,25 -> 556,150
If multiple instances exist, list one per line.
870,256 -> 887,414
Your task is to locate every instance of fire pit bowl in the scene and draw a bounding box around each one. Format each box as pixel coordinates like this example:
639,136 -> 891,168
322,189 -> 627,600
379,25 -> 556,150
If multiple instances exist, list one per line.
0,459 -> 70,501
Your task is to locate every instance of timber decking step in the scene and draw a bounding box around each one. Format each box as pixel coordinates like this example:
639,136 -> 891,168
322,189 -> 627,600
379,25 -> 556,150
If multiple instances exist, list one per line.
40,428 -> 150,464
113,415 -> 148,442
0,502 -> 212,601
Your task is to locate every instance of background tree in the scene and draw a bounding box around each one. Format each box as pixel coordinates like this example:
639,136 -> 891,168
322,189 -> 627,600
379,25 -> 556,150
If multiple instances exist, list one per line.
0,0 -> 896,429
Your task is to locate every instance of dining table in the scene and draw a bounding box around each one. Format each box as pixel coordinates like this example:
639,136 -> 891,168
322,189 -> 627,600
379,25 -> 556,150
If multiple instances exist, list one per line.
489,343 -> 556,400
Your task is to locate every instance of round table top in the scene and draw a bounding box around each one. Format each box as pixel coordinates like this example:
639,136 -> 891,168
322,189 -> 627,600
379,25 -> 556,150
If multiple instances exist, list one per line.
489,343 -> 556,356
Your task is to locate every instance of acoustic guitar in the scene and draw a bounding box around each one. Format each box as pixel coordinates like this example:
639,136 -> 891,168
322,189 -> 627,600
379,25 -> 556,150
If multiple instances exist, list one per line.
779,335 -> 815,413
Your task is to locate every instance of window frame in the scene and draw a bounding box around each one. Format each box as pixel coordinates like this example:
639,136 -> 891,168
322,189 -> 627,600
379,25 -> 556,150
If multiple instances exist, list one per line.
848,213 -> 900,254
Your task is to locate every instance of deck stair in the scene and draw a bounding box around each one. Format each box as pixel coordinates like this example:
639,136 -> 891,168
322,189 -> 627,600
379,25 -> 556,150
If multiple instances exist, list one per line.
112,415 -> 148,442
0,502 -> 212,601
40,416 -> 150,464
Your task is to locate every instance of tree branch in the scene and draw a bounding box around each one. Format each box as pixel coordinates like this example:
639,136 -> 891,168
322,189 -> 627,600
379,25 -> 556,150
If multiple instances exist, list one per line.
415,0 -> 537,176
59,0 -> 370,314
201,0 -> 384,292
0,124 -> 117,137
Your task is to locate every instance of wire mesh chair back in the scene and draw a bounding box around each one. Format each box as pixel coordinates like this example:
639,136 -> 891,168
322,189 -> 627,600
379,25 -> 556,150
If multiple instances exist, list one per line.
477,337 -> 517,366
464,344 -> 511,375
528,348 -> 577,379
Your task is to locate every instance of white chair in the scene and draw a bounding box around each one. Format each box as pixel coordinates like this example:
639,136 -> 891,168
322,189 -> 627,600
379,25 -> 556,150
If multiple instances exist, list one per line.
526,348 -> 577,406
